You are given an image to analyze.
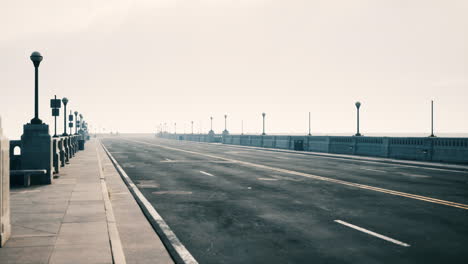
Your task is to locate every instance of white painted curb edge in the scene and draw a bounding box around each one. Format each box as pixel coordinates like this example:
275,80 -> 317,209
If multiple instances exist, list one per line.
100,141 -> 198,264
96,144 -> 127,264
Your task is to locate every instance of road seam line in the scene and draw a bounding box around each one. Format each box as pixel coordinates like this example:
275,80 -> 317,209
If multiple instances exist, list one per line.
100,141 -> 198,264
334,220 -> 410,247
121,138 -> 468,210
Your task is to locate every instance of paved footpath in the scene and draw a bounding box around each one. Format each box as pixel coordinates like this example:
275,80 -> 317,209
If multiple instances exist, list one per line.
0,139 -> 174,264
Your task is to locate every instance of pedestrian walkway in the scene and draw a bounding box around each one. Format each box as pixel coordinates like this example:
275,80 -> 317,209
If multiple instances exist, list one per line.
0,139 -> 174,264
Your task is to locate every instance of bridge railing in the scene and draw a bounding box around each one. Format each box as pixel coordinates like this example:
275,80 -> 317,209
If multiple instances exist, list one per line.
159,132 -> 468,164
9,134 -> 86,186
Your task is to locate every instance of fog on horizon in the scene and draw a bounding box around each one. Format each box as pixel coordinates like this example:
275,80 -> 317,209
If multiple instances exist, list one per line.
1,0 -> 467,139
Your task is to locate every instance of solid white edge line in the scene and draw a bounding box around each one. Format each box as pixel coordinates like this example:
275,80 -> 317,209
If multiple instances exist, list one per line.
334,220 -> 410,247
199,171 -> 214,177
100,141 -> 198,264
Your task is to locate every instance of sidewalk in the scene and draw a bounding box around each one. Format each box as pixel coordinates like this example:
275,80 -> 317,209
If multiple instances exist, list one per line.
0,139 -> 174,264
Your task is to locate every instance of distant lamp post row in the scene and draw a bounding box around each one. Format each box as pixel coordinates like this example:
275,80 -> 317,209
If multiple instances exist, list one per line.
163,100 -> 437,137
49,95 -> 84,137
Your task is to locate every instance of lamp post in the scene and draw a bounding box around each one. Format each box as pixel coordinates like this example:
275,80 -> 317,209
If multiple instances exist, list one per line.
241,120 -> 244,135
210,117 -> 213,132
30,51 -> 43,124
224,115 -> 227,131
74,111 -> 78,134
79,114 -> 83,133
262,113 -> 266,135
308,112 -> 311,136
191,121 -> 194,134
62,98 -> 69,136
430,100 -> 435,137
174,122 -> 177,134
50,95 -> 61,137
355,102 -> 362,136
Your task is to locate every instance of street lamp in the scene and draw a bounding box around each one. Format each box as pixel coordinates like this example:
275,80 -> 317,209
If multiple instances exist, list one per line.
174,122 -> 177,134
191,121 -> 194,134
50,95 -> 61,137
241,120 -> 244,135
210,116 -> 213,133
79,114 -> 83,133
223,114 -> 228,133
308,112 -> 311,136
355,101 -> 362,136
262,113 -> 266,135
74,111 -> 78,134
30,51 -> 43,124
430,100 -> 435,137
62,98 -> 69,136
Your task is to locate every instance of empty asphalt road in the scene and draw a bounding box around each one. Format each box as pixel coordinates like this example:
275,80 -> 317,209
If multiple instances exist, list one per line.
101,135 -> 468,264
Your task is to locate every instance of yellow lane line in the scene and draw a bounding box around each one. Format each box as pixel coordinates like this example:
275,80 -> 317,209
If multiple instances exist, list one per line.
119,138 -> 468,210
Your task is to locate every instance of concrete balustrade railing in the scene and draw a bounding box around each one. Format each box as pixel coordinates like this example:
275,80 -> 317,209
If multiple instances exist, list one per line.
9,134 -> 85,186
0,117 -> 11,247
159,133 -> 468,164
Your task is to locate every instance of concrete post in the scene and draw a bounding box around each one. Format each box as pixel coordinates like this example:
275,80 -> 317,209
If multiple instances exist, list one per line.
20,123 -> 53,184
0,116 -> 11,246
383,137 -> 390,158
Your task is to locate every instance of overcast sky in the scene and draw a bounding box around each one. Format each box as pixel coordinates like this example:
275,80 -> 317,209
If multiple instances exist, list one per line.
1,0 -> 467,138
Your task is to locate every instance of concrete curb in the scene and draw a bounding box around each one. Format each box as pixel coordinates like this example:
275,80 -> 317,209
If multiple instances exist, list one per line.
96,144 -> 127,264
100,141 -> 198,264
159,138 -> 468,172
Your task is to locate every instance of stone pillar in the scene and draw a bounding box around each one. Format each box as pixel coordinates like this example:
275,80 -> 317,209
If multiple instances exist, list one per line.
20,123 -> 53,184
0,117 -> 11,246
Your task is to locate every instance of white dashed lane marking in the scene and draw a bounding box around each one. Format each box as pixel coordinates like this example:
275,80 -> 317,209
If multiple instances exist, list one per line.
335,220 -> 410,247
200,171 -> 215,177
360,167 -> 387,173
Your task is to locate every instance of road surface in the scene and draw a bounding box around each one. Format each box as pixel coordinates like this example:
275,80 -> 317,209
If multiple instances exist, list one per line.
101,135 -> 468,264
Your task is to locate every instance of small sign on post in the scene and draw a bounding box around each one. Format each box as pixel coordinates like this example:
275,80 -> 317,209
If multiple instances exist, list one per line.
50,95 -> 61,137
52,108 -> 59,117
50,99 -> 61,109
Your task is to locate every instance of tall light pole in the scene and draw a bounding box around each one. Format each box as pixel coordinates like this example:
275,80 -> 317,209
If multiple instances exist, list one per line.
355,101 -> 362,136
430,100 -> 435,137
224,115 -> 227,131
191,121 -> 194,134
210,116 -> 213,132
174,122 -> 177,134
74,111 -> 78,134
79,114 -> 83,133
30,51 -> 43,124
308,112 -> 311,136
262,113 -> 266,135
241,120 -> 244,135
62,98 -> 69,136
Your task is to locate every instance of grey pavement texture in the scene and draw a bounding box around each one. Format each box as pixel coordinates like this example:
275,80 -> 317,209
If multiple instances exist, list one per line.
102,135 -> 468,264
0,139 -> 174,264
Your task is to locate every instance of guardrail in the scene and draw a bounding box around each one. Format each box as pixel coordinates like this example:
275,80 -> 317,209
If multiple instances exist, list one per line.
158,133 -> 468,164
